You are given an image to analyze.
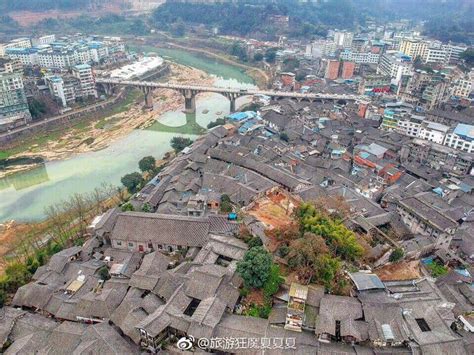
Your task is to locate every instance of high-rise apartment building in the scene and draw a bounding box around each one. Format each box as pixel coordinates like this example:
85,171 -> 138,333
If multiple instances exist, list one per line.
72,64 -> 97,98
0,71 -> 31,126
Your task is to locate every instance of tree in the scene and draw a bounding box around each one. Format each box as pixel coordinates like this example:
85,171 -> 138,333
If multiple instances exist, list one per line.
427,262 -> 449,278
389,248 -> 404,262
263,264 -> 284,298
207,118 -> 226,129
315,254 -> 341,291
28,98 -> 47,119
170,136 -> 193,152
98,266 -> 111,281
460,49 -> 474,66
237,246 -> 273,289
253,52 -> 264,62
139,156 -> 156,173
265,48 -> 277,63
220,194 -> 233,213
121,172 -> 144,193
142,202 -> 152,212
121,202 -> 135,212
130,19 -> 148,35
279,132 -> 289,142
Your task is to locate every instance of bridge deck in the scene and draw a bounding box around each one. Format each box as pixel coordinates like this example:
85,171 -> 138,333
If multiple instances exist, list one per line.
96,78 -> 364,101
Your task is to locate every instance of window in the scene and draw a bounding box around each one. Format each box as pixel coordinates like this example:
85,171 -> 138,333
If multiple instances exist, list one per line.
415,318 -> 431,332
128,242 -> 134,247
116,241 -> 122,246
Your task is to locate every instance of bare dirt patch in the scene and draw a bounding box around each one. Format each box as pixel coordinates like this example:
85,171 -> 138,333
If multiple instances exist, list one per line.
375,260 -> 422,281
246,188 -> 301,230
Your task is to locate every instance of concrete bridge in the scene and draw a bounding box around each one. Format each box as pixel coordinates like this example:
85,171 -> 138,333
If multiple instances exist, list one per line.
96,78 -> 364,113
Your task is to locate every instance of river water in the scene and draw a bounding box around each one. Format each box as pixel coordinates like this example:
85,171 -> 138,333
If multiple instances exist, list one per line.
0,48 -> 255,223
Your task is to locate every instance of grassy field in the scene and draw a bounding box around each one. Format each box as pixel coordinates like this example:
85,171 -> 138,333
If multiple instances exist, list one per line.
147,113 -> 207,135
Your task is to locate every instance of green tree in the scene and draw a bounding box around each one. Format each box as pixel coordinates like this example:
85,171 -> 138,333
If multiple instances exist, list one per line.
389,248 -> 404,262
207,118 -> 226,129
98,266 -> 110,281
220,194 -> 233,213
263,264 -> 284,298
142,202 -> 152,212
4,263 -> 31,292
460,49 -> 474,66
427,262 -> 449,278
139,156 -> 156,173
121,172 -> 144,193
170,136 -> 193,152
28,98 -> 47,119
237,246 -> 273,289
315,254 -> 341,290
121,202 -> 135,212
130,19 -> 148,35
265,48 -> 277,63
253,52 -> 264,62
279,132 -> 289,142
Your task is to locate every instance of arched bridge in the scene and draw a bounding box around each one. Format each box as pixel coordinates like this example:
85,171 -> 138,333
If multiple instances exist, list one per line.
96,78 -> 364,113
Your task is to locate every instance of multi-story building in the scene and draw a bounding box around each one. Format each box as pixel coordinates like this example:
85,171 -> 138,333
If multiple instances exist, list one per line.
358,75 -> 391,95
451,71 -> 473,98
45,76 -> 81,108
325,60 -> 340,80
0,71 -> 31,126
443,124 -> 474,153
72,64 -> 97,98
284,283 -> 308,332
423,46 -> 448,64
31,35 -> 56,46
334,31 -> 353,49
0,37 -> 32,57
397,114 -> 424,137
0,58 -> 23,74
396,196 -> 457,249
340,50 -> 380,64
5,48 -> 39,66
399,37 -> 427,59
341,61 -> 355,79
378,51 -> 413,85
401,138 -> 473,176
417,121 -> 450,144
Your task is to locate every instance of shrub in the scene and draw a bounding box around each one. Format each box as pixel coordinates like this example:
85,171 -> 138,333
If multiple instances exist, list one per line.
389,248 -> 404,262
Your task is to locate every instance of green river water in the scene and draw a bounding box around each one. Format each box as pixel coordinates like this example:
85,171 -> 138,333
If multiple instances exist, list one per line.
0,48 -> 255,222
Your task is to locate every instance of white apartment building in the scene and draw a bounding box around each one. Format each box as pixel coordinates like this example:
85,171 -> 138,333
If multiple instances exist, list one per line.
423,47 -> 447,64
378,51 -> 413,85
46,76 -> 69,107
452,71 -> 473,98
334,31 -> 353,48
72,64 -> 97,98
443,124 -> 474,153
340,50 -> 380,64
31,35 -> 56,46
4,48 -> 39,66
418,121 -> 450,144
397,114 -> 424,137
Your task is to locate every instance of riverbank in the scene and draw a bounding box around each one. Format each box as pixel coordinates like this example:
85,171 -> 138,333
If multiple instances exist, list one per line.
163,42 -> 270,88
0,62 -> 212,179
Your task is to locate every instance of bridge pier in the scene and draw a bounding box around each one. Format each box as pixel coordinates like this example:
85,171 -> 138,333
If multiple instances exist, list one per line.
224,92 -> 240,113
141,87 -> 154,109
102,83 -> 114,96
182,89 -> 197,114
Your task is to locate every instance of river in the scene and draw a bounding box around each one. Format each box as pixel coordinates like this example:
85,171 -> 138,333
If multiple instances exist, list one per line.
0,47 -> 255,223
